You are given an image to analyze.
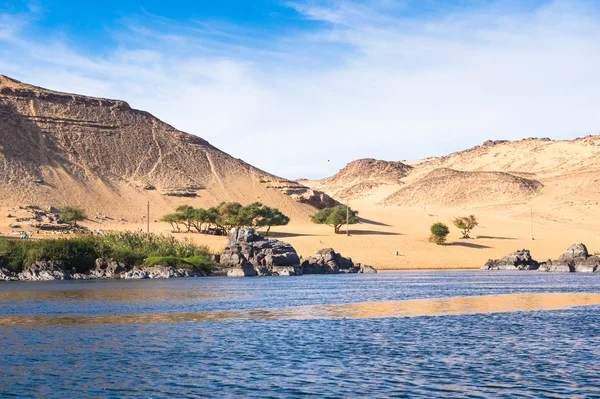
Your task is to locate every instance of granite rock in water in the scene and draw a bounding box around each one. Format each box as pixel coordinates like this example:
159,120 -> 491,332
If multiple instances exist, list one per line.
539,243 -> 599,273
359,265 -> 378,274
222,228 -> 302,276
122,265 -> 204,279
481,249 -> 539,270
302,248 -> 362,274
87,259 -> 128,279
0,267 -> 18,281
18,261 -> 70,281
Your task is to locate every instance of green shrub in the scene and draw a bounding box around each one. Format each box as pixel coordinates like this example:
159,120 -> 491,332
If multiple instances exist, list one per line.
430,222 -> 450,245
142,256 -> 215,273
0,232 -> 213,273
59,206 -> 87,226
452,215 -> 478,239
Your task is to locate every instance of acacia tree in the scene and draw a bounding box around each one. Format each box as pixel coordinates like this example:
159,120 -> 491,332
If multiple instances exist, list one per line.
59,206 -> 87,227
311,205 -> 358,234
161,203 -> 290,236
430,222 -> 450,245
175,205 -> 196,232
452,215 -> 478,239
161,213 -> 184,232
255,205 -> 290,236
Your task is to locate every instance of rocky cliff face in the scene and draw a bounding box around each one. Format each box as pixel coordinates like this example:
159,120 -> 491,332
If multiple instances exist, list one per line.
0,74 -> 335,218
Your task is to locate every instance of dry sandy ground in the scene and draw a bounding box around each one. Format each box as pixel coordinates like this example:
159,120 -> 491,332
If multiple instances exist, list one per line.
3,200 -> 594,271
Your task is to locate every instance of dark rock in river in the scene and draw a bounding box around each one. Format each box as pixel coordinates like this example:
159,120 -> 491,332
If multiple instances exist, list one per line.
481,249 -> 539,270
222,228 -> 302,277
539,243 -> 599,273
122,265 -> 204,279
221,228 -> 375,276
18,261 -> 70,281
359,265 -> 378,274
301,248 -> 376,274
0,267 -> 18,281
87,259 -> 128,279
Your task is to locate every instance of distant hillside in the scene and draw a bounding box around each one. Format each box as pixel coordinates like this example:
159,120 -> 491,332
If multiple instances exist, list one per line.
0,75 -> 337,220
306,136 -> 600,223
380,168 -> 543,209
306,158 -> 412,200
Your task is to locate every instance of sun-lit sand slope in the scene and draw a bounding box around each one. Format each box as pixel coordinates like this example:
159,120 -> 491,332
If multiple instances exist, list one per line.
0,75 -> 336,222
295,137 -> 600,269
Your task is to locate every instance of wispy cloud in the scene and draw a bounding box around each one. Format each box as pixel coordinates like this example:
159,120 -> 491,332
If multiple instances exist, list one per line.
1,1 -> 600,179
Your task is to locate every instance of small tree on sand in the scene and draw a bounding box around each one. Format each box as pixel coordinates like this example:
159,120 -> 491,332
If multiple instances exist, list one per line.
256,206 -> 290,236
311,205 -> 358,234
59,206 -> 87,227
430,222 -> 449,245
161,213 -> 184,232
452,215 -> 478,239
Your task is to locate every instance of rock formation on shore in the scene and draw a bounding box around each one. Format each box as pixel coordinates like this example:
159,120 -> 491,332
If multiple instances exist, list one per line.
221,228 -> 376,276
538,243 -> 600,273
0,74 -> 336,221
481,249 -> 539,270
483,243 -> 600,273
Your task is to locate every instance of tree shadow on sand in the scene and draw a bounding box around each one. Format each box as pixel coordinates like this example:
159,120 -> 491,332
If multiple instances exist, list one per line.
266,232 -> 325,238
357,217 -> 392,227
348,230 -> 402,236
476,235 -> 517,240
449,242 -> 492,249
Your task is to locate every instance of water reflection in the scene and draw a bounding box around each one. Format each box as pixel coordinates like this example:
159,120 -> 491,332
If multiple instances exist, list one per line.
2,292 -> 599,327
0,288 -> 223,303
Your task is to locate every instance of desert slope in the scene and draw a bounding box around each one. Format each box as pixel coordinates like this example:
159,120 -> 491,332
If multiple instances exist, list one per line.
0,75 -> 336,221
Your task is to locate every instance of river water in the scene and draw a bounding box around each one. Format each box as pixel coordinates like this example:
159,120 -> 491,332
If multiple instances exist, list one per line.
1,271 -> 599,398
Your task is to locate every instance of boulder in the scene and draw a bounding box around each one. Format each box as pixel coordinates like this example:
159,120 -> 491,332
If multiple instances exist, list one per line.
558,243 -> 588,263
0,267 -> 18,281
122,265 -> 203,279
71,273 -> 91,280
87,259 -> 128,279
481,249 -> 539,270
301,248 -> 362,274
359,265 -> 378,274
537,261 -> 573,273
227,265 -> 259,277
539,244 -> 598,273
574,256 -> 600,273
18,261 -> 70,281
222,228 -> 301,276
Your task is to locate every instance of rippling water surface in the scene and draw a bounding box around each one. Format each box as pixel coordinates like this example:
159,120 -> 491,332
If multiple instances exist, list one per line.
1,271 -> 600,398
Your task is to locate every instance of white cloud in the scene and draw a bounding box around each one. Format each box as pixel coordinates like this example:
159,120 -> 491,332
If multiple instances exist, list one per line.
1,1 -> 600,179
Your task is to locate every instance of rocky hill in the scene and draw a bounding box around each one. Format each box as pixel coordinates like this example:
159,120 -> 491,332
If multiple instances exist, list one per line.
306,158 -> 412,200
0,75 -> 336,220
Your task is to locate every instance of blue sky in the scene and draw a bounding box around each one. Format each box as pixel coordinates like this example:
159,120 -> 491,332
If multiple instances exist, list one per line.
1,0 -> 600,179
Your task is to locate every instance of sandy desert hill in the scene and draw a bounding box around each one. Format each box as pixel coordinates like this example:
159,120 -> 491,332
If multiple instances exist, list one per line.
0,75 -> 337,223
307,136 -> 600,225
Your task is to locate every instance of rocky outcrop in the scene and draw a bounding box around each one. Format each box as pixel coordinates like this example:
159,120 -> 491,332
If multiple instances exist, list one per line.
122,265 -> 204,279
0,267 -> 18,281
301,248 -> 360,274
539,244 -> 599,273
222,228 -> 375,276
87,259 -> 128,279
358,265 -> 378,274
481,249 -> 539,270
222,228 -> 302,276
17,261 -> 70,281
